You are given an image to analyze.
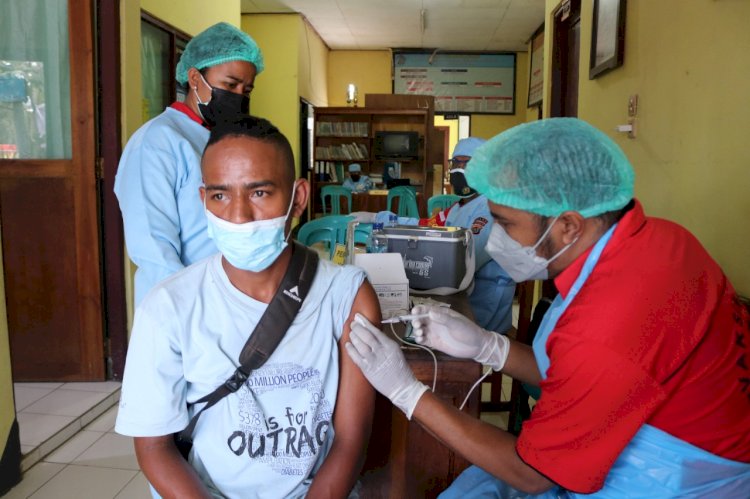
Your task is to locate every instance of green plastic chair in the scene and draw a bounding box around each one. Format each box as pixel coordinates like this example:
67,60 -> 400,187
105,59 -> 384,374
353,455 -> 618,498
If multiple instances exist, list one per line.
386,186 -> 420,218
321,185 -> 352,215
354,223 -> 372,245
427,194 -> 461,216
296,215 -> 354,258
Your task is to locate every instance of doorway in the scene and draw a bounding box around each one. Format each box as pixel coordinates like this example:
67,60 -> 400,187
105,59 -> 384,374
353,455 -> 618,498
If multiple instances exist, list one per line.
546,0 -> 581,302
299,98 -> 314,224
0,0 -> 104,381
550,0 -> 581,118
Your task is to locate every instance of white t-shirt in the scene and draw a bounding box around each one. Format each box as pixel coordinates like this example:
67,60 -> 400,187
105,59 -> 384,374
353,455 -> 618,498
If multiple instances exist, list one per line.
115,253 -> 366,498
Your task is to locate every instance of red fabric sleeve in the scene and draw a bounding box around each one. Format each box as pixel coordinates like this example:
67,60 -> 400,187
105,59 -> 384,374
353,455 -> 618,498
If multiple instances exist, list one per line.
516,338 -> 666,493
418,206 -> 451,227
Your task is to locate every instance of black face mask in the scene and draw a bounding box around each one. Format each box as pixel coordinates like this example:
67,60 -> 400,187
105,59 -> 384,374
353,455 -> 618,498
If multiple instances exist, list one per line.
197,77 -> 250,127
350,174 -> 361,182
450,170 -> 475,197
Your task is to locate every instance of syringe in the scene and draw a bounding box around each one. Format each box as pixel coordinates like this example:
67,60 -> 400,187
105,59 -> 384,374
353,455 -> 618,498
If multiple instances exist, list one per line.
381,313 -> 430,324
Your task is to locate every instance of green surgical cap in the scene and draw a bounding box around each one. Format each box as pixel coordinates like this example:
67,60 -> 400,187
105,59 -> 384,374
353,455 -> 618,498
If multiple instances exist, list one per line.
176,22 -> 264,84
466,118 -> 634,218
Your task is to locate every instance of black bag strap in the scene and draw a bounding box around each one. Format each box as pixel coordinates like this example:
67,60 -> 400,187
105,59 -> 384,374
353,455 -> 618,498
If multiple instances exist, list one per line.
176,242 -> 319,441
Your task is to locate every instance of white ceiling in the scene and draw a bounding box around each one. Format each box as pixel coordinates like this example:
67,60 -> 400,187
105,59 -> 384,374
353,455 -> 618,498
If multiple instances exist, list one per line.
240,0 -> 546,52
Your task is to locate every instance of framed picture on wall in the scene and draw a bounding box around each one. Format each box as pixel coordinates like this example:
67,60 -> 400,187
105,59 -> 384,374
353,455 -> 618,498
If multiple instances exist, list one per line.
589,0 -> 627,79
527,24 -> 544,108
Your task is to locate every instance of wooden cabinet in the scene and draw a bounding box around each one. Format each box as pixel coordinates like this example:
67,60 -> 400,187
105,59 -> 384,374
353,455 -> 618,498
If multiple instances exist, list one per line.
359,353 -> 481,498
311,107 -> 434,217
359,292 -> 480,498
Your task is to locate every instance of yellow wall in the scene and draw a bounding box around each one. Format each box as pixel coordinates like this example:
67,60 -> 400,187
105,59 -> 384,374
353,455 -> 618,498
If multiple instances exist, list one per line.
327,51 -> 393,106
140,0 -> 240,35
435,115 -> 459,153
434,115 -> 459,195
0,229 -> 15,463
298,19 -> 329,107
242,14 -> 303,176
542,0 -> 749,294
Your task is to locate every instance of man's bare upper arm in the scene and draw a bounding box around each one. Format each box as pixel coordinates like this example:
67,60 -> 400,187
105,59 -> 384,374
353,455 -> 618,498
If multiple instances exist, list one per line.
333,280 -> 380,436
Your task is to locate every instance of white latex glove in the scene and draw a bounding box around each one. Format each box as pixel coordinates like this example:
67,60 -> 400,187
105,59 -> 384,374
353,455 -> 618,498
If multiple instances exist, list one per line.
349,211 -> 376,224
345,314 -> 429,419
411,305 -> 510,371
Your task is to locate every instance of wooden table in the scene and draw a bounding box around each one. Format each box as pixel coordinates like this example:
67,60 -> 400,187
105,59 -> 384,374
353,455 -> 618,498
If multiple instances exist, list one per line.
359,293 -> 481,498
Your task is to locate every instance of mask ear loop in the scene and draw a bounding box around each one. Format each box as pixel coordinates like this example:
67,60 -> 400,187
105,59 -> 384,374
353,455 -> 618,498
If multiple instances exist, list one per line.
532,215 -> 580,265
283,181 -> 299,243
193,73 -> 214,124
196,73 -> 213,105
531,215 -> 560,251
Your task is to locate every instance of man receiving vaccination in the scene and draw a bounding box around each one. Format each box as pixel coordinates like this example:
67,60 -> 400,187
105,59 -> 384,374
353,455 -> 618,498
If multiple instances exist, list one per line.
116,117 -> 380,498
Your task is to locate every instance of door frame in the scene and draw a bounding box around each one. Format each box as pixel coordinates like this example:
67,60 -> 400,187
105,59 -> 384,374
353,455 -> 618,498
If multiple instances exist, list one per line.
97,0 -> 128,379
550,0 -> 582,118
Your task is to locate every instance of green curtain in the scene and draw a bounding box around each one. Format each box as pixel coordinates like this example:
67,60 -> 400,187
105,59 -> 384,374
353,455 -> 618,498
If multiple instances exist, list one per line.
0,0 -> 71,159
141,21 -> 171,122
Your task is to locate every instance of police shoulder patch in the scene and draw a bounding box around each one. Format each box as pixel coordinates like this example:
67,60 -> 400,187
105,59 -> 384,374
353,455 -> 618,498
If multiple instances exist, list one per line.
471,217 -> 488,235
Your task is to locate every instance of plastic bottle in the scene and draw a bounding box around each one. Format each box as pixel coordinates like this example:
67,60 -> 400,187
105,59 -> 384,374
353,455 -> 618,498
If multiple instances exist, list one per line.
386,213 -> 398,228
366,223 -> 388,253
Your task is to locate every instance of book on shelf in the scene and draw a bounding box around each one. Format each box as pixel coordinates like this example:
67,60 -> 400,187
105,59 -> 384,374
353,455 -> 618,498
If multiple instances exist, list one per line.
315,121 -> 368,137
314,143 -> 368,160
312,161 -> 345,183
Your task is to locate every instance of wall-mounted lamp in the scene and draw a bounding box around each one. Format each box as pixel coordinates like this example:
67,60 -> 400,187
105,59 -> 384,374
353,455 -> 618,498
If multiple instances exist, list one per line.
346,83 -> 358,107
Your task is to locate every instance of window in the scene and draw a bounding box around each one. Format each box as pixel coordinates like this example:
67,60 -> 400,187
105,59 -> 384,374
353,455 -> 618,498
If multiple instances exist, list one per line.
0,0 -> 72,159
140,12 -> 190,122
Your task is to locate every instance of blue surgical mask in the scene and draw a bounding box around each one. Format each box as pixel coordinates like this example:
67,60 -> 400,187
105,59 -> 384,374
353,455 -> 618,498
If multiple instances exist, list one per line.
485,216 -> 578,282
205,182 -> 298,272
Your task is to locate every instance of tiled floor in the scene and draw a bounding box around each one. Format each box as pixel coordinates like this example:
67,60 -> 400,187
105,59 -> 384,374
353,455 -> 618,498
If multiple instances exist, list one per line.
6,382 -> 151,499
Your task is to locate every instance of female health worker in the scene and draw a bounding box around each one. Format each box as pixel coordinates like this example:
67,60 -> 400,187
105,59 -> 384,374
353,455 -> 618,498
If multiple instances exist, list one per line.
115,22 -> 264,305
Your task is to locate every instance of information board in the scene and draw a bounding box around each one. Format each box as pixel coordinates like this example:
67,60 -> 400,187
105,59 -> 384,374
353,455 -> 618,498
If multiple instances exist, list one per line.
393,52 -> 516,114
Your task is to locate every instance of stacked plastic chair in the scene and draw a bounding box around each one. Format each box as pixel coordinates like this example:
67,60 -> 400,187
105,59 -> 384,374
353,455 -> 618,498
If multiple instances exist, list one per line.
386,186 -> 419,218
321,185 -> 352,215
427,194 -> 461,216
296,215 -> 353,258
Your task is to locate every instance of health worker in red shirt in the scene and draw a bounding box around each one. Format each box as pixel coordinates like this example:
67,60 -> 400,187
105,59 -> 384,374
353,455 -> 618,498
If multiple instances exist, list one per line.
345,118 -> 750,498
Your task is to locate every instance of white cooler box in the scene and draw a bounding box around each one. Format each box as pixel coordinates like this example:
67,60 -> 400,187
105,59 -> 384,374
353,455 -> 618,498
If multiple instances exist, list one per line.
382,225 -> 475,295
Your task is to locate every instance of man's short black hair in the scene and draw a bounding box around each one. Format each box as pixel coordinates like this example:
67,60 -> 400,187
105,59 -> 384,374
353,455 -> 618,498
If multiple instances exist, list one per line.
203,115 -> 296,183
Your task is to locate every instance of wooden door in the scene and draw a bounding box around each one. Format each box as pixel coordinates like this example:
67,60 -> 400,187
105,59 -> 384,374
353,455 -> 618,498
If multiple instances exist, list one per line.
551,0 -> 582,118
0,0 -> 104,381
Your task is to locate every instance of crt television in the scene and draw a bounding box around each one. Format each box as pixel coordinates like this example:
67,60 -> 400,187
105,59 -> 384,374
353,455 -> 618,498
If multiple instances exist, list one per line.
374,131 -> 419,159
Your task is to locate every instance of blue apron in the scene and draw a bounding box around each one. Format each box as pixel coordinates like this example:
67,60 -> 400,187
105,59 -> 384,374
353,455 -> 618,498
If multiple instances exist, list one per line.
441,224 -> 750,498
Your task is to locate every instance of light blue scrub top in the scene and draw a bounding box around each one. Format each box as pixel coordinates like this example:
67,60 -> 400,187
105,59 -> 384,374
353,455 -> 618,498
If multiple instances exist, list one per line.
115,107 -> 216,306
446,195 -> 515,333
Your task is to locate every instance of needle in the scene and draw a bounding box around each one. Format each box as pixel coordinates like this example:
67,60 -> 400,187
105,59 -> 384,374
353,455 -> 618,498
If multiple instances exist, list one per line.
381,313 -> 430,324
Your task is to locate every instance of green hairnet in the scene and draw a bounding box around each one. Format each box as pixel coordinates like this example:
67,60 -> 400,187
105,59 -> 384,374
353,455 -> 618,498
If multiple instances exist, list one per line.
465,118 -> 634,218
176,22 -> 264,84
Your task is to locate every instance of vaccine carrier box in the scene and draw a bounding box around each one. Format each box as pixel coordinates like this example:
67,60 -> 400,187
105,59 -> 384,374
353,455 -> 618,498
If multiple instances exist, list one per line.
382,225 -> 472,292
353,253 -> 410,319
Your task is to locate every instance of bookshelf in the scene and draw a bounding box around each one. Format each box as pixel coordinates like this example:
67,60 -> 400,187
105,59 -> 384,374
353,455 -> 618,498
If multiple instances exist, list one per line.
311,106 -> 434,217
